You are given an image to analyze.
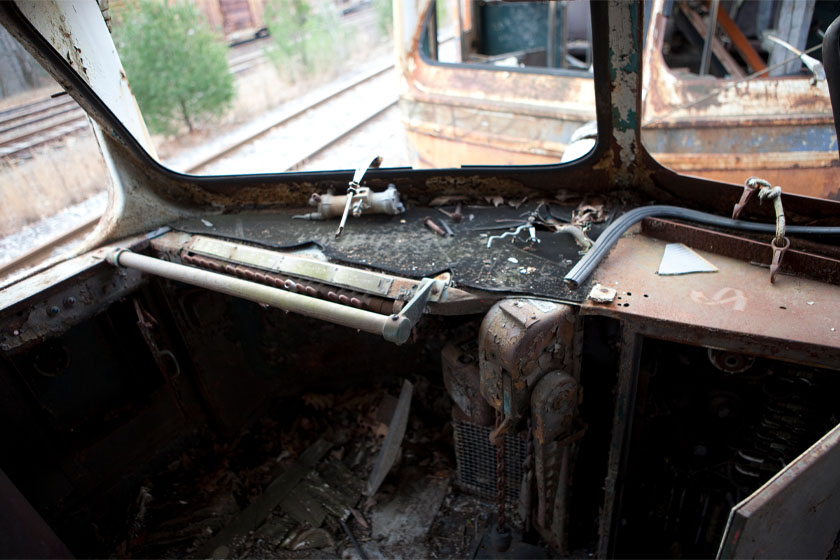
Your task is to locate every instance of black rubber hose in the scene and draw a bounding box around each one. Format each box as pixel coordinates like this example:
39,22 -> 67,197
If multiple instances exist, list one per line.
823,15 -> 840,160
563,205 -> 840,288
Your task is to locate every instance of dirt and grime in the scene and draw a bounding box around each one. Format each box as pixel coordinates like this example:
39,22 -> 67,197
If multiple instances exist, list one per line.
109,375 -> 503,560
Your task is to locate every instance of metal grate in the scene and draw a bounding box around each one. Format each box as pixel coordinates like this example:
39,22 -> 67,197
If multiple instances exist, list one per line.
453,420 -> 527,505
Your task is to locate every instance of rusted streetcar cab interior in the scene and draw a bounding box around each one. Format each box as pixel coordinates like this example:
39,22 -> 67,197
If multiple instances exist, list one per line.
2,2 -> 840,559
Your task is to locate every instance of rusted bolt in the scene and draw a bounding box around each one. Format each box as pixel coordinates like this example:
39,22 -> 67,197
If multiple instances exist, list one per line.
350,297 -> 362,308
338,294 -> 350,305
47,306 -> 60,317
305,286 -> 317,297
424,216 -> 446,236
64,297 -> 76,307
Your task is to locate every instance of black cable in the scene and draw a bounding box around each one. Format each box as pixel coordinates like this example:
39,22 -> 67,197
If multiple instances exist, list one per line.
823,15 -> 840,160
564,205 -> 840,288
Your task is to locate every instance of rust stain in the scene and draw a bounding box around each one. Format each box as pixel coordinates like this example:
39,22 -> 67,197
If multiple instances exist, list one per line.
581,233 -> 840,361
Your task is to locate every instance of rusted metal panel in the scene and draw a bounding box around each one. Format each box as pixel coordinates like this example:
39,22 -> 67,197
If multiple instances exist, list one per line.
401,0 -> 838,199
641,217 -> 840,285
478,299 -> 576,421
530,370 -> 580,550
581,232 -> 840,368
653,165 -> 840,202
643,0 -> 833,124
404,128 -> 565,168
400,97 -> 583,166
398,2 -> 596,167
640,0 -> 838,199
717,421 -> 840,559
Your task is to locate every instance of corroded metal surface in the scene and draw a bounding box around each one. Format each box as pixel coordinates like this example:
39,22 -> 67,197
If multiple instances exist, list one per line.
478,300 -> 576,420
640,217 -> 840,285
398,0 -> 840,199
398,0 -> 595,169
642,0 -> 840,199
530,371 -> 580,551
442,339 -> 495,426
581,233 -> 840,368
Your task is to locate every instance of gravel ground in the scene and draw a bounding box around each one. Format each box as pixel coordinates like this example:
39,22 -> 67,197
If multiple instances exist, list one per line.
297,105 -> 410,172
0,56 -> 408,273
0,192 -> 106,267
199,69 -> 401,176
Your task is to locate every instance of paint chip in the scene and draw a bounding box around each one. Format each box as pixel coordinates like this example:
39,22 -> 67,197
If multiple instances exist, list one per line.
201,219 -> 214,227
658,243 -> 718,276
507,257 -> 518,264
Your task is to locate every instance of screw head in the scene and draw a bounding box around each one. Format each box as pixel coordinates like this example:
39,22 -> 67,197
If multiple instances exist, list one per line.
64,297 -> 76,307
47,306 -> 60,317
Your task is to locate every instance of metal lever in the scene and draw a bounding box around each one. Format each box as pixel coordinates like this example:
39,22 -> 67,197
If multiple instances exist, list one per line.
108,248 -> 441,345
336,155 -> 382,238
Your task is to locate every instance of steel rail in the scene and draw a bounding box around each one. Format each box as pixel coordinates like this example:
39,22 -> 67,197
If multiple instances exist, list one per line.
1,66 -> 396,276
0,97 -> 77,131
181,60 -> 394,172
0,216 -> 98,279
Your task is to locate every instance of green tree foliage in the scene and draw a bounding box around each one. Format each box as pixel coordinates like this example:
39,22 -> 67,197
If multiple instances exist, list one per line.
264,0 -> 345,82
113,0 -> 234,135
373,0 -> 393,37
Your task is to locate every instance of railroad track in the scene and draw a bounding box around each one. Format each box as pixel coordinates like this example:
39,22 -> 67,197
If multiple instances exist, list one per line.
185,60 -> 397,174
0,6 -> 386,160
1,60 -> 397,278
0,48 -> 267,160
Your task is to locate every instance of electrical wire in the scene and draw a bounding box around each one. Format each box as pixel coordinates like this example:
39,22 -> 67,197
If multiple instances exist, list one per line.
563,205 -> 840,288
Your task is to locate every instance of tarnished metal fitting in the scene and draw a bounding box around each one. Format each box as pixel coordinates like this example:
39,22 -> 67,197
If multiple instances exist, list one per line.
478,299 -> 576,422
294,185 -> 406,225
531,371 -> 580,548
107,247 -> 131,267
424,216 -> 447,236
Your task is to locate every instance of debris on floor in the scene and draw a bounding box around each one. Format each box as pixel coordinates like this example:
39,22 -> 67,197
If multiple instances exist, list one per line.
113,378 -> 474,559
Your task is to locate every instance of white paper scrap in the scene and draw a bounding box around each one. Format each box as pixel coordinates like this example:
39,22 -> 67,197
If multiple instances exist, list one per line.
658,243 -> 718,276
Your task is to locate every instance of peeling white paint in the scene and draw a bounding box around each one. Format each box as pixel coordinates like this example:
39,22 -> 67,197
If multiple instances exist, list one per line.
608,1 -> 641,184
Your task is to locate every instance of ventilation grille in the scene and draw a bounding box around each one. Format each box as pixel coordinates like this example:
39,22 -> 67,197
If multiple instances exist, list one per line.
453,420 -> 527,505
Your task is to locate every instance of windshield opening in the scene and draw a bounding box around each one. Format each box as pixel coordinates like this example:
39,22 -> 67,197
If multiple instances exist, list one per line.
0,25 -> 106,278
641,0 -> 840,200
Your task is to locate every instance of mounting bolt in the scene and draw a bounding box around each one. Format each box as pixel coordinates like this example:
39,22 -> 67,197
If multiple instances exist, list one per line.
64,296 -> 76,308
47,306 -> 60,317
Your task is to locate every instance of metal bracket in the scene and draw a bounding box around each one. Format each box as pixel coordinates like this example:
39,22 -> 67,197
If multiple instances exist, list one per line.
336,155 -> 382,238
382,277 -> 441,343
